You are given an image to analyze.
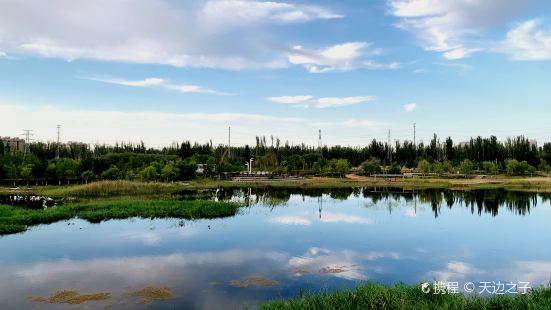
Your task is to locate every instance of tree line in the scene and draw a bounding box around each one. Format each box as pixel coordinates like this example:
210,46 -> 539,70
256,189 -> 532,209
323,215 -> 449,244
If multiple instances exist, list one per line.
1,134 -> 550,184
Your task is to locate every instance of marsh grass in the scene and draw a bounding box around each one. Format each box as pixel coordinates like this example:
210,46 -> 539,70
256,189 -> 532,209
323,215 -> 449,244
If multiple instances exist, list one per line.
6,177 -> 551,199
261,283 -> 551,310
37,180 -> 183,197
0,199 -> 240,235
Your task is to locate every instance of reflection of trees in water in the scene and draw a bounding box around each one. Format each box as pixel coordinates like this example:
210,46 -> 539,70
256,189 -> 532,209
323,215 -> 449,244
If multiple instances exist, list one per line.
175,187 -> 547,217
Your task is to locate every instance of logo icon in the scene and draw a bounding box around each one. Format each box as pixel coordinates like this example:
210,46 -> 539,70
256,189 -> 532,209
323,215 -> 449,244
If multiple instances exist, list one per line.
421,282 -> 431,294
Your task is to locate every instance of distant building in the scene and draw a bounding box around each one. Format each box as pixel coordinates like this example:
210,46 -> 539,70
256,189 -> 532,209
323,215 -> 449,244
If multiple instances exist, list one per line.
0,136 -> 25,154
196,164 -> 206,174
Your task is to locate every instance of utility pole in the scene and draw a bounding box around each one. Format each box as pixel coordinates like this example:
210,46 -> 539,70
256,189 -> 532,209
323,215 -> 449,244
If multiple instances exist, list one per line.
21,129 -> 34,156
56,125 -> 61,159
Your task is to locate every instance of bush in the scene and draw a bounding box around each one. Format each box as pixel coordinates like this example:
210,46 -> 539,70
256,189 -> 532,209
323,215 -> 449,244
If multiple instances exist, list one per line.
361,158 -> 382,175
417,160 -> 430,174
482,161 -> 499,175
100,165 -> 120,180
506,159 -> 535,176
459,159 -> 475,175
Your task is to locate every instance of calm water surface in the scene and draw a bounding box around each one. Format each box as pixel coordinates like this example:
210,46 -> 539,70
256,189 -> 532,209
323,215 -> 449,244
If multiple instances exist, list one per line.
1,188 -> 550,309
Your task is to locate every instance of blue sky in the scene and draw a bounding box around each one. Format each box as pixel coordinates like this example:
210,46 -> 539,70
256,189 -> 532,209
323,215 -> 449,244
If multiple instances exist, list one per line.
1,0 -> 551,147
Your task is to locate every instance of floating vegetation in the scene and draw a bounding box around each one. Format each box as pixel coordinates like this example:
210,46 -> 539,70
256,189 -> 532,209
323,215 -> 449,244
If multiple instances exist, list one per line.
31,290 -> 111,305
123,286 -> 175,303
318,266 -> 353,274
0,199 -> 241,235
291,269 -> 311,276
230,277 -> 279,288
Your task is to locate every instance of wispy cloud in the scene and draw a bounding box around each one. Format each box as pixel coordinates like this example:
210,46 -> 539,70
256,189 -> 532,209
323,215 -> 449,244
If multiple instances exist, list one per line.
287,42 -> 399,73
80,76 -> 232,95
387,0 -> 535,60
80,76 -> 164,87
500,19 -> 551,61
201,0 -> 343,25
403,103 -> 417,112
267,95 -> 375,108
433,62 -> 473,73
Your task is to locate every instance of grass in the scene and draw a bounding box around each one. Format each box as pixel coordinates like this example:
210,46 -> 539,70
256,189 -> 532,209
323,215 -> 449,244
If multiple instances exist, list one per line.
0,199 -> 240,235
4,175 -> 551,199
261,282 -> 551,310
35,180 -> 183,197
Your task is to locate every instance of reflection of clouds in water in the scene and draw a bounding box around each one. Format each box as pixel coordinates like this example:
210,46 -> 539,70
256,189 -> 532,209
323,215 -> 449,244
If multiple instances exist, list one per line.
270,216 -> 312,225
117,231 -> 162,246
502,261 -> 551,285
428,260 -> 551,286
288,247 -> 400,281
320,212 -> 373,224
404,207 -> 418,218
428,261 -> 480,282
116,226 -> 200,245
270,212 -> 373,226
13,250 -> 288,285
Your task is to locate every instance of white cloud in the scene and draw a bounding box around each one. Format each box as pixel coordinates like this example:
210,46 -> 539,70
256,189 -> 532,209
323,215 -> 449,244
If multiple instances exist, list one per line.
316,96 -> 374,108
81,77 -> 164,87
387,0 -> 536,60
201,1 -> 343,25
267,95 -> 375,108
443,47 -> 481,60
501,19 -> 551,60
265,95 -> 313,107
167,84 -> 234,96
81,76 -> 231,95
403,103 -> 417,112
0,0 -> 340,70
288,42 -> 398,73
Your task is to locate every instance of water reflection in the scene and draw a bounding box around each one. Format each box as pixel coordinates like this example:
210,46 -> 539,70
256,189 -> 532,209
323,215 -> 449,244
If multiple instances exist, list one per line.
180,187 -> 551,218
1,188 -> 551,309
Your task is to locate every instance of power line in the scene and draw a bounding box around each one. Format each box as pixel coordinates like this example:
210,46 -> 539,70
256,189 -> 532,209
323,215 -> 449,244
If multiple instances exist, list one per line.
20,129 -> 34,156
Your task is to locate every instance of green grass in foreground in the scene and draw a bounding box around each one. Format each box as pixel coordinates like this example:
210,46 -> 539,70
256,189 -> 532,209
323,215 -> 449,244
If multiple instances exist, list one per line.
261,283 -> 551,310
0,199 -> 240,235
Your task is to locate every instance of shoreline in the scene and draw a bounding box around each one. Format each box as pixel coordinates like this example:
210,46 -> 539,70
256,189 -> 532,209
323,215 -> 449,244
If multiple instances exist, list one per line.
2,176 -> 551,197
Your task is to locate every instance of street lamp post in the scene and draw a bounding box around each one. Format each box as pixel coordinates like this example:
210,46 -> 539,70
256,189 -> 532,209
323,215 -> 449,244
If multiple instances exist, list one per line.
249,158 -> 254,174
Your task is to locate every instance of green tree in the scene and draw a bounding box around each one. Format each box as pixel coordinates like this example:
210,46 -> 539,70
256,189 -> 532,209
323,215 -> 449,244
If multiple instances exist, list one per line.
334,159 -> 350,177
361,158 -> 382,175
101,165 -> 120,180
20,164 -> 33,185
417,160 -> 430,174
538,159 -> 551,174
431,161 -> 443,174
442,161 -> 454,173
140,165 -> 159,181
81,170 -> 94,184
459,159 -> 475,175
482,161 -> 499,175
161,162 -> 180,182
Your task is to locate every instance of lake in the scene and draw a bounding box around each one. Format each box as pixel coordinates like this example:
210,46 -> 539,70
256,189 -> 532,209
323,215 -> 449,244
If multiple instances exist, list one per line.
1,188 -> 550,309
